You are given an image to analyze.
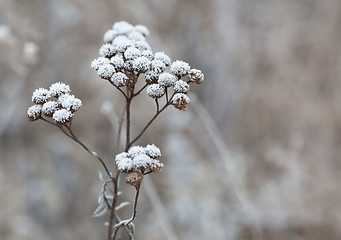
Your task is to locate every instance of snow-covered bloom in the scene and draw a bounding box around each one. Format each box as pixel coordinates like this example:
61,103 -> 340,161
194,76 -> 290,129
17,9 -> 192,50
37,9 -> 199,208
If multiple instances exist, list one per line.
132,56 -> 150,73
174,80 -> 189,94
128,146 -> 146,159
42,101 -> 59,117
127,31 -> 145,42
134,41 -> 151,51
124,47 -> 141,60
133,154 -> 152,169
111,72 -> 128,87
189,68 -> 204,84
150,160 -> 163,173
49,82 -> 71,97
27,105 -> 42,121
146,84 -> 165,98
58,94 -> 82,112
97,64 -> 115,79
125,171 -> 144,186
135,25 -> 150,37
113,21 -> 135,35
115,152 -> 134,172
99,44 -> 116,58
141,50 -> 154,61
123,60 -> 134,72
145,71 -> 159,84
170,60 -> 191,77
145,144 -> 161,158
154,52 -> 171,66
112,35 -> 133,53
158,72 -> 176,87
103,29 -> 116,43
150,59 -> 166,74
110,55 -> 124,70
32,88 -> 51,104
53,109 -> 73,124
172,93 -> 190,111
91,57 -> 109,71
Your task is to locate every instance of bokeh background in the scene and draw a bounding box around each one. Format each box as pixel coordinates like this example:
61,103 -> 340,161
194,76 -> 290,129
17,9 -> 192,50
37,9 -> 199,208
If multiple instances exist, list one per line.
1,0 -> 341,239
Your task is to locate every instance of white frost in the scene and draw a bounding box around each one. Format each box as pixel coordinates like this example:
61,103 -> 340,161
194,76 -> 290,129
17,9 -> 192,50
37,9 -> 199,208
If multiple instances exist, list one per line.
170,60 -> 191,77
146,84 -> 165,99
53,109 -> 73,124
49,82 -> 71,97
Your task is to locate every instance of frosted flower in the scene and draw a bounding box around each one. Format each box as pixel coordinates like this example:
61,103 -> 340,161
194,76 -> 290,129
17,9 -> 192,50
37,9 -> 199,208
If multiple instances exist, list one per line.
58,94 -> 82,112
110,55 -> 124,70
123,60 -> 134,72
53,109 -> 73,124
103,29 -> 117,43
145,144 -> 161,159
111,72 -> 128,87
189,69 -> 204,84
128,146 -> 146,159
49,82 -> 71,97
145,71 -> 159,84
42,101 -> 59,117
172,93 -> 190,111
98,64 -> 115,79
32,88 -> 51,104
134,41 -> 151,51
141,50 -> 154,61
115,152 -> 134,172
133,154 -> 152,170
125,171 -> 144,186
150,160 -> 163,173
99,44 -> 116,58
27,105 -> 42,121
112,35 -> 133,52
91,57 -> 109,71
146,84 -> 165,98
174,80 -> 189,94
132,56 -> 150,73
154,52 -> 171,66
128,31 -> 145,42
124,47 -> 141,60
158,72 -> 176,87
113,21 -> 135,35
135,25 -> 150,37
170,60 -> 191,77
150,59 -> 166,74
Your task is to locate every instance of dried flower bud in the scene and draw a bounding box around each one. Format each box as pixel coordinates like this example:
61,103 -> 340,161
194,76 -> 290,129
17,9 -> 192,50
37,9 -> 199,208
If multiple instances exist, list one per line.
124,47 -> 141,60
145,71 -> 159,84
112,35 -> 133,53
189,69 -> 204,84
32,88 -> 51,104
53,109 -> 73,124
27,105 -> 42,121
98,64 -> 115,80
158,72 -> 176,87
111,72 -> 128,87
154,52 -> 171,66
170,60 -> 191,77
113,21 -> 135,35
49,82 -> 71,98
134,24 -> 150,37
172,93 -> 190,111
125,171 -> 143,186
103,29 -> 116,43
128,146 -> 146,158
135,41 -> 151,52
145,144 -> 161,158
42,101 -> 59,117
99,43 -> 116,58
110,55 -> 124,70
174,80 -> 189,94
58,94 -> 82,112
151,160 -> 163,173
133,56 -> 150,73
127,31 -> 145,42
141,50 -> 154,61
91,57 -> 109,71
115,152 -> 134,172
133,154 -> 152,170
150,59 -> 166,74
146,84 -> 165,99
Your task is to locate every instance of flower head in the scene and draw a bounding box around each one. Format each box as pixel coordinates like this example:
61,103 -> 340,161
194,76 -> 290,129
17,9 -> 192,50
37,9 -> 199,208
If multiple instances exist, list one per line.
154,52 -> 171,66
53,109 -> 73,124
189,69 -> 204,84
174,80 -> 189,94
171,60 -> 191,77
27,105 -> 42,121
99,44 -> 116,58
146,84 -> 165,98
158,72 -> 176,87
49,82 -> 71,98
97,64 -> 115,79
42,101 -> 59,117
32,88 -> 51,104
172,93 -> 190,111
111,72 -> 128,87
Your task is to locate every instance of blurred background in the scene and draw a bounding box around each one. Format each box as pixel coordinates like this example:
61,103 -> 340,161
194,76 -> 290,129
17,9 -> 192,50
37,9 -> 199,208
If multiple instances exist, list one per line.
1,0 -> 341,239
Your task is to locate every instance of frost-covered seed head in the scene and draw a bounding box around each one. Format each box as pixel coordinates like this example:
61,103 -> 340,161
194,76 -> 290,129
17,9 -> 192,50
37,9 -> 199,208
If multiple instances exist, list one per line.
134,25 -> 150,37
170,60 -> 191,77
151,160 -> 163,173
124,47 -> 141,60
32,88 -> 51,104
128,146 -> 146,159
110,56 -> 124,70
58,94 -> 82,112
142,50 -> 154,61
113,21 -> 135,35
53,109 -> 73,124
123,60 -> 134,72
27,105 -> 42,121
174,80 -> 190,94
158,72 -> 176,87
150,60 -> 166,74
145,71 -> 159,84
103,29 -> 117,43
49,82 -> 71,98
115,152 -> 134,172
145,144 -> 161,159
132,56 -> 150,73
172,93 -> 190,111
133,154 -> 152,170
154,52 -> 171,66
111,72 -> 128,87
42,101 -> 59,117
146,84 -> 165,98
125,171 -> 143,186
189,69 -> 204,84
99,44 -> 116,58
127,31 -> 145,42
112,35 -> 133,52
97,64 -> 115,79
91,57 -> 109,71
134,41 -> 151,51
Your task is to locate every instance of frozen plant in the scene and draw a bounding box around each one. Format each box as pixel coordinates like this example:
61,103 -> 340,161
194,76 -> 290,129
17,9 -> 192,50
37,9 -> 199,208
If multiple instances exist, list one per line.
27,21 -> 204,240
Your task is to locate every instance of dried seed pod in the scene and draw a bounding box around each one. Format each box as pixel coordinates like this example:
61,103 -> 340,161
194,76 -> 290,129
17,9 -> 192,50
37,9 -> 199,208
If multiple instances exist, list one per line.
125,171 -> 144,186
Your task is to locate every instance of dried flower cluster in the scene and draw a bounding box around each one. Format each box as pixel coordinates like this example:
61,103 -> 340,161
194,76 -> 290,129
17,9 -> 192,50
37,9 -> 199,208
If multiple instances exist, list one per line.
27,82 -> 82,124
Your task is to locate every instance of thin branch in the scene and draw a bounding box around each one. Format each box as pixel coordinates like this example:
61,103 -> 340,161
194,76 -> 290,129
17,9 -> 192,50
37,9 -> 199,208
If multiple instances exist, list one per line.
133,83 -> 148,97
108,80 -> 128,100
155,99 -> 159,112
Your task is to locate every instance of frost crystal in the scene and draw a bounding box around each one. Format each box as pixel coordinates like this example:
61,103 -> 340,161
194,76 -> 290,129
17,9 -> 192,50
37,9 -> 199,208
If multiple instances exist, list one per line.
189,68 -> 204,84
115,152 -> 134,172
146,84 -> 165,98
171,60 -> 191,77
124,47 -> 141,60
128,146 -> 146,158
53,109 -> 73,124
111,72 -> 128,87
158,72 -> 176,87
91,57 -> 109,71
145,144 -> 161,158
98,64 -> 115,79
32,88 -> 51,104
134,41 -> 151,51
132,56 -> 150,73
99,44 -> 116,58
133,154 -> 152,169
103,29 -> 116,43
42,101 -> 59,117
49,82 -> 71,97
135,25 -> 150,37
110,56 -> 124,70
58,94 -> 82,112
150,60 -> 166,74
27,105 -> 42,121
154,52 -> 171,66
174,80 -> 189,93
172,93 -> 190,111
